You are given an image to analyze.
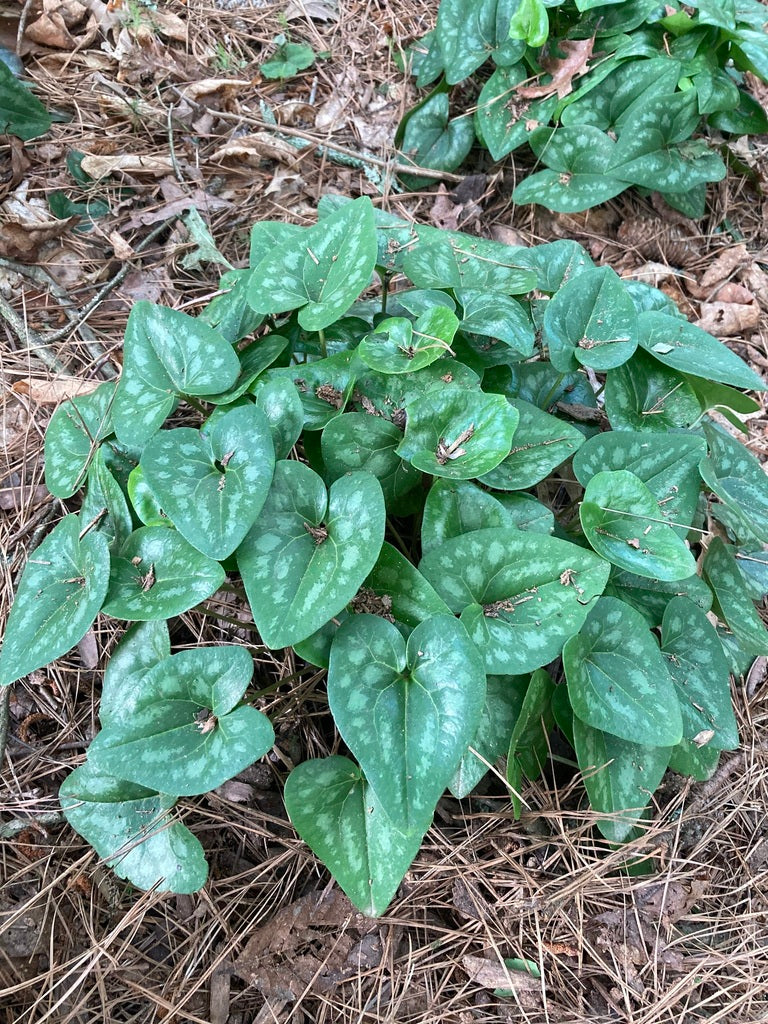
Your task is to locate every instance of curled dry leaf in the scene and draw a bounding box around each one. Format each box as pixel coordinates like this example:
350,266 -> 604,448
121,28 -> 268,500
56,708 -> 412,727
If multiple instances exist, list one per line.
699,244 -> 750,290
462,955 -> 541,995
518,37 -> 595,100
12,377 -> 100,403
0,183 -> 76,261
212,134 -> 300,166
696,301 -> 761,337
180,78 -> 251,104
625,262 -> 682,289
79,153 -> 175,178
740,264 -> 768,312
23,0 -> 99,50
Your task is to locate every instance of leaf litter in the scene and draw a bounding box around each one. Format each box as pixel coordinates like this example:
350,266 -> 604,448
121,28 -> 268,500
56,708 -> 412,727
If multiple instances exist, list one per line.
2,0 -> 768,1022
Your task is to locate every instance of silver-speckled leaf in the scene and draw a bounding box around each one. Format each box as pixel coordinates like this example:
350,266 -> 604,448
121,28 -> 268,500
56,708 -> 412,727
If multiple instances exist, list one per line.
113,302 -> 240,446
563,596 -> 683,747
0,514 -> 110,687
100,620 -> 170,729
60,763 -> 208,893
140,404 -> 276,559
89,646 -> 273,795
237,462 -> 385,649
44,381 -> 117,498
700,422 -> 768,544
284,756 -> 425,917
703,538 -> 768,655
328,614 -> 486,832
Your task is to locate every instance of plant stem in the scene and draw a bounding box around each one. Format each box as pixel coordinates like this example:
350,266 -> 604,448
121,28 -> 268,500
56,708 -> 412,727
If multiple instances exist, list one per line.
318,328 -> 327,358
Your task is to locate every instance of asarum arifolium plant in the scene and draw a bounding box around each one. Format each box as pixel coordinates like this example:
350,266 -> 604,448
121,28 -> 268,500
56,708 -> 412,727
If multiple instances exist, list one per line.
399,0 -> 768,216
3,195 -> 768,915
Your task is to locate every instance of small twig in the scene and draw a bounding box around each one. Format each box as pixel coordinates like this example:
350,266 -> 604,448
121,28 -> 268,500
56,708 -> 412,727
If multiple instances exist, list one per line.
0,689 -> 10,768
16,0 -> 34,55
0,291 -> 65,373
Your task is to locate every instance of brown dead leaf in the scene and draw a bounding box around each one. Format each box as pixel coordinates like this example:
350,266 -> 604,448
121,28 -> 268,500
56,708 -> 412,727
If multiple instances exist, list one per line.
0,186 -> 76,259
0,483 -> 48,511
145,8 -> 188,42
696,301 -> 760,336
430,185 -> 460,231
742,263 -> 768,311
77,628 -> 99,669
617,216 -> 698,267
637,875 -> 709,930
699,244 -> 750,290
490,224 -> 527,247
79,153 -> 175,178
180,78 -> 251,104
518,37 -> 595,100
24,0 -> 99,50
12,377 -> 100,403
462,955 -> 541,996
212,134 -> 300,166
108,230 -> 134,259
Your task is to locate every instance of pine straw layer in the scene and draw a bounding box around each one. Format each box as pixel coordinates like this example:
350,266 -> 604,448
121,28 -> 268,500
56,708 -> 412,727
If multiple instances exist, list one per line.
2,1 -> 768,1021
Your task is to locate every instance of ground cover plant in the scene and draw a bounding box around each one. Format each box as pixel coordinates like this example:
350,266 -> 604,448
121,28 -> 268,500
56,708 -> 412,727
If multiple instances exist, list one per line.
2,194 -> 767,918
399,0 -> 768,215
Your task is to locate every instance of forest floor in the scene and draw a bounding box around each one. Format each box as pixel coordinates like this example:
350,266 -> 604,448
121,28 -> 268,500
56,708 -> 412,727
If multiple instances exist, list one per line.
1,1 -> 768,1022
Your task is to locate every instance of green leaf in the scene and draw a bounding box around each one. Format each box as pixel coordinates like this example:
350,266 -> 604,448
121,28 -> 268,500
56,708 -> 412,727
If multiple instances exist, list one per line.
80,447 -> 133,553
398,93 -> 475,188
358,307 -> 459,374
668,738 -> 720,781
703,537 -> 768,655
572,717 -> 671,843
0,515 -> 110,687
261,39 -> 315,79
265,350 -> 360,430
422,479 -> 530,555
638,310 -> 767,391
542,266 -> 638,372
44,381 -> 116,499
396,386 -> 519,480
513,127 -> 627,213
127,465 -> 169,528
181,207 -> 233,271
140,405 -> 275,559
684,376 -> 760,434
100,620 -> 170,729
573,431 -> 707,535
456,290 -> 535,356
478,398 -> 585,490
113,302 -> 240,447
249,221 -> 306,267
661,596 -> 738,750
519,239 -> 595,293
436,0 -> 523,84
0,61 -> 51,140
251,377 -> 304,460
735,548 -> 768,602
237,462 -> 385,649
363,543 -> 452,628
321,413 -> 420,508
508,0 -> 549,47
401,233 -> 537,294
248,198 -> 377,331
199,269 -> 265,344
48,190 -> 110,229
580,470 -> 697,580
605,350 -> 702,432
103,527 -> 225,621
476,66 -> 559,160
564,596 -> 683,746
205,335 -> 288,406
709,87 -> 768,134
89,646 -> 273,795
699,423 -> 768,543
59,763 -> 207,893
420,527 -> 610,674
284,756 -> 425,917
605,568 -> 712,627
328,614 -> 486,831
409,29 -> 445,87
450,674 -> 528,798
507,668 -> 555,817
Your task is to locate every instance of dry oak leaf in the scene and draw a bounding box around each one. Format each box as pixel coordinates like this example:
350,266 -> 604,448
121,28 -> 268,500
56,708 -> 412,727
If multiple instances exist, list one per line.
695,301 -> 760,336
0,184 -> 76,261
212,133 -> 300,166
79,153 -> 174,178
518,37 -> 595,100
180,78 -> 251,103
24,0 -> 99,50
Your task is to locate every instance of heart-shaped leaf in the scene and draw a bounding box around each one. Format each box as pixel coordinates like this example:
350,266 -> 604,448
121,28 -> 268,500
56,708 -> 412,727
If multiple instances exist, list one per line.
476,65 -> 558,160
581,470 -> 697,580
699,423 -> 768,544
422,479 -> 526,555
265,350 -> 360,430
80,447 -> 133,553
284,756 -> 425,917
563,596 -> 683,746
398,93 -> 476,188
396,386 -> 519,479
59,763 -> 208,893
251,377 -> 305,459
479,398 -> 585,490
247,197 -> 377,331
637,310 -> 766,391
507,668 -> 555,817
420,527 -> 610,674
605,350 -> 701,432
205,334 -> 288,405
0,61 -> 52,140
543,266 -> 638,372
436,0 -> 524,83
328,614 -> 485,831
572,717 -> 671,843
661,596 -> 738,750
321,413 -> 421,509
140,404 -> 276,559
103,527 -> 225,621
573,431 -> 706,536
199,269 -> 264,344
703,538 -> 768,655
456,289 -> 535,357
605,568 -> 712,627
44,381 -> 117,498
358,307 -> 459,374
668,738 -> 720,782
237,461 -> 385,649
113,302 -> 240,446
402,233 -> 537,294
0,515 -> 110,687
450,674 -> 528,799
353,360 -> 480,425
89,646 -> 273,795
100,620 -> 170,729
519,239 -> 595,293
